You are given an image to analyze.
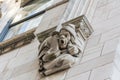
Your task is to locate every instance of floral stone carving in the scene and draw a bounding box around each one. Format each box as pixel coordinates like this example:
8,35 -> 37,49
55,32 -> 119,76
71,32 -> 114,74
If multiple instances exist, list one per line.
37,15 -> 93,76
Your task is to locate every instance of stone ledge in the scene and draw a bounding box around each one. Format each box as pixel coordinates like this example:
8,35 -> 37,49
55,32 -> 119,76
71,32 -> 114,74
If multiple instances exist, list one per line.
0,28 -> 36,55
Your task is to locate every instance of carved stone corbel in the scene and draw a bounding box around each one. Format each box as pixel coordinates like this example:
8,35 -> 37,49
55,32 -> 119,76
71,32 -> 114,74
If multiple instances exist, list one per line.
37,15 -> 93,76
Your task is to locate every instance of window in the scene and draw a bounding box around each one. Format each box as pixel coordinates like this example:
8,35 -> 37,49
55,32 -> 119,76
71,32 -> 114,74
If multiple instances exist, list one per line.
12,0 -> 52,23
2,0 -> 53,41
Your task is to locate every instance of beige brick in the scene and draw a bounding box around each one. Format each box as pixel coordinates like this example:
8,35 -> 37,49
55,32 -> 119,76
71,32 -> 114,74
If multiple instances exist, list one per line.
35,3 -> 68,34
86,34 -> 101,48
9,69 -> 38,80
11,59 -> 39,78
84,43 -> 103,56
81,51 -> 101,63
108,3 -> 120,18
17,41 -> 39,56
104,78 -> 111,80
100,28 -> 120,43
41,70 -> 67,80
92,15 -> 120,35
89,63 -> 113,80
66,71 -> 90,80
0,49 -> 19,63
66,52 -> 114,78
111,65 -> 120,80
92,5 -> 109,24
102,39 -> 119,55
97,0 -> 108,8
7,49 -> 38,69
114,53 -> 120,71
0,69 -> 14,80
86,0 -> 98,23
0,61 -> 8,73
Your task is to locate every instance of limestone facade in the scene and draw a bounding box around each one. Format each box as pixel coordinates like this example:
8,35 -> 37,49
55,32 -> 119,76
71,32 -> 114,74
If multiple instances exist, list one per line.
0,0 -> 120,80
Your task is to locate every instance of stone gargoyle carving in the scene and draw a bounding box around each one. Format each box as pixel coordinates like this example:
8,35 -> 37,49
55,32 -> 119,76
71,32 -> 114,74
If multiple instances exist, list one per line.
38,24 -> 81,76
38,15 -> 93,76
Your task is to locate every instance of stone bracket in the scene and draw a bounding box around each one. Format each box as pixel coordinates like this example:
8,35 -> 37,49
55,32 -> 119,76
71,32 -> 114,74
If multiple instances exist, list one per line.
37,15 -> 93,76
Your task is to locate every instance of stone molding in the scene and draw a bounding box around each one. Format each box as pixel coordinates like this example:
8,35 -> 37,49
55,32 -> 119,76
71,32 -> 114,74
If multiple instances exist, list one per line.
0,28 -> 36,55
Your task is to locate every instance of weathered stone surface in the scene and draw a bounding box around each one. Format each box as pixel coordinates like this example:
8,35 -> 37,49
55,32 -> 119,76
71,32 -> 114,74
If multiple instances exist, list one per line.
0,61 -> 8,73
40,70 -> 67,80
66,71 -> 90,80
89,63 -> 113,80
9,69 -> 38,80
102,39 -> 119,55
66,52 -> 114,78
6,47 -> 38,69
0,49 -> 19,62
35,2 -> 68,34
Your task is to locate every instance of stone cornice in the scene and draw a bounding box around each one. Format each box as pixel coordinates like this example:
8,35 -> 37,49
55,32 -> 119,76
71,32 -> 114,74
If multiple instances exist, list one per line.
0,28 -> 36,55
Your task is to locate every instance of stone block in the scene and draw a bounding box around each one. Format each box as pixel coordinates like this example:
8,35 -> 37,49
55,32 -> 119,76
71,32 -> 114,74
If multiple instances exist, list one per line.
97,0 -> 108,8
11,59 -> 39,78
0,49 -> 19,63
81,50 -> 101,63
35,3 -> 68,34
86,34 -> 101,48
108,6 -> 120,18
40,70 -> 67,80
102,39 -> 119,55
66,71 -> 90,80
89,63 -> 113,80
9,69 -> 38,80
92,14 -> 120,35
114,53 -> 120,71
111,65 -> 120,80
17,41 -> 39,56
92,5 -> 109,24
84,43 -> 103,56
0,69 -> 14,80
66,52 -> 114,78
7,49 -> 38,69
0,61 -> 8,73
100,27 -> 120,43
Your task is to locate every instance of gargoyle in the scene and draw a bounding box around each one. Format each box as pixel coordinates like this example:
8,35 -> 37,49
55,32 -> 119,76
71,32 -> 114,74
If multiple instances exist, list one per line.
38,24 -> 81,76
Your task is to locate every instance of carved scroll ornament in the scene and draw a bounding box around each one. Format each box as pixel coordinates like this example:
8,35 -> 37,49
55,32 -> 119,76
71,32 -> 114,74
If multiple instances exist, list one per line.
37,15 -> 93,76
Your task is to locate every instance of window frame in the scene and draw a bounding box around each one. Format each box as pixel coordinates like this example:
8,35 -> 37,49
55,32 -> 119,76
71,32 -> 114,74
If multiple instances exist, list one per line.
0,8 -> 46,42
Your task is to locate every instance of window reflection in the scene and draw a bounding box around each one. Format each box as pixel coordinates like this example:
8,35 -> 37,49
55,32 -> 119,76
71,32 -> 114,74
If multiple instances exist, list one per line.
12,0 -> 52,23
18,14 -> 43,34
3,0 -> 53,41
3,14 -> 43,40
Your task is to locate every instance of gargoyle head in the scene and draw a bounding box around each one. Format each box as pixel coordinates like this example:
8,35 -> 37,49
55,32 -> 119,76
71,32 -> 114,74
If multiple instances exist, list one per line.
59,24 -> 76,49
59,29 -> 71,49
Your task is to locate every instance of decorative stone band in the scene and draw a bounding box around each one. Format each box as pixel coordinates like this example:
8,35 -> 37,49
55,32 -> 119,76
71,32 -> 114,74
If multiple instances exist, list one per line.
62,15 -> 93,40
0,28 -> 36,55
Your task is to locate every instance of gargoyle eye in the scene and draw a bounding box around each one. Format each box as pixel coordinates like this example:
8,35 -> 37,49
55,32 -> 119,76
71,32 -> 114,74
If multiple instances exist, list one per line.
65,34 -> 68,37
